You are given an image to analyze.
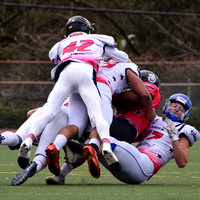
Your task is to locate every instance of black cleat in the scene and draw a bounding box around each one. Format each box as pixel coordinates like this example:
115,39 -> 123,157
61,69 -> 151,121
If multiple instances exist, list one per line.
12,161 -> 37,186
109,161 -> 121,173
64,140 -> 84,154
17,157 -> 29,169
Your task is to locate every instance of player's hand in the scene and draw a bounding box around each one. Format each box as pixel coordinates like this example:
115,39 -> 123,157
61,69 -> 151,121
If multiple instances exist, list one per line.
147,108 -> 156,122
163,117 -> 179,141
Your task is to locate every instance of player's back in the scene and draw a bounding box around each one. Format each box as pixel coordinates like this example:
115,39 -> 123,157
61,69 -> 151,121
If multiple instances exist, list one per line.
98,61 -> 140,94
51,34 -> 116,65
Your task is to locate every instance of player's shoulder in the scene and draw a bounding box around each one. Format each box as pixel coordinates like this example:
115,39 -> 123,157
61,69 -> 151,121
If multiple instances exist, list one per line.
175,122 -> 197,131
175,122 -> 200,143
91,34 -> 116,44
182,123 -> 199,133
144,82 -> 159,92
121,62 -> 139,68
100,60 -> 119,68
93,33 -> 114,39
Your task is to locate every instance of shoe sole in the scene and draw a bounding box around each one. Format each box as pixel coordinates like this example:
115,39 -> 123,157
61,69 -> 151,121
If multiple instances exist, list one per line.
18,143 -> 31,169
45,176 -> 64,185
12,170 -> 30,186
46,149 -> 60,176
19,143 -> 31,157
83,146 -> 100,178
102,150 -> 118,165
65,145 -> 74,164
102,151 -> 121,172
12,162 -> 37,186
17,157 -> 29,169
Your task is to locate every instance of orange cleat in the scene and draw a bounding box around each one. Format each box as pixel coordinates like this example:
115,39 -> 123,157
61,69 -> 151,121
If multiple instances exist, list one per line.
45,143 -> 61,176
83,144 -> 100,178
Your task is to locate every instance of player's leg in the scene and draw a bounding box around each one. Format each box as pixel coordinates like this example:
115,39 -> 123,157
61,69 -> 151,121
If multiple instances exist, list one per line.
46,93 -> 88,176
11,110 -> 69,186
78,70 -> 120,172
46,140 -> 86,185
0,107 -> 44,149
18,64 -> 74,165
99,137 -> 154,184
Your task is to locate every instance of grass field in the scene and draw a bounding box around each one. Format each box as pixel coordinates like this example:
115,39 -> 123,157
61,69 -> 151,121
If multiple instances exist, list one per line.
1,142 -> 200,200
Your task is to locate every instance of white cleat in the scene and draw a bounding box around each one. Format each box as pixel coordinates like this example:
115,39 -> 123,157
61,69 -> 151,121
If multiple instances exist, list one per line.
18,137 -> 33,169
102,142 -> 121,172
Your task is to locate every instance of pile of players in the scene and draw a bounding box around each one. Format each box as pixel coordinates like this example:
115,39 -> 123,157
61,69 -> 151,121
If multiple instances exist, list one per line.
0,16 -> 199,186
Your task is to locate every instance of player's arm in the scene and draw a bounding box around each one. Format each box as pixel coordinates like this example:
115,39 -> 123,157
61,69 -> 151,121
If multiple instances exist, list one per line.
49,42 -> 60,65
172,135 -> 190,168
104,46 -> 129,63
113,90 -> 142,111
126,69 -> 156,121
163,118 -> 190,168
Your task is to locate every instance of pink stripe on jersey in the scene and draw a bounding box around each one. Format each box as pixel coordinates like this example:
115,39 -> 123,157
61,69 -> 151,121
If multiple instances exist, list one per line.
61,55 -> 99,71
100,61 -> 118,68
137,147 -> 163,175
97,75 -> 112,93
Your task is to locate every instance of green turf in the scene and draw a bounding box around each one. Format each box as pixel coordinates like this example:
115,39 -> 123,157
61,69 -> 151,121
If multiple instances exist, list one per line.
0,142 -> 200,200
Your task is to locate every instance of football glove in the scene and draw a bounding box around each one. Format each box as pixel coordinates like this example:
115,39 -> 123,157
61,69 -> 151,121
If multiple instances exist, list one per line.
163,117 -> 179,142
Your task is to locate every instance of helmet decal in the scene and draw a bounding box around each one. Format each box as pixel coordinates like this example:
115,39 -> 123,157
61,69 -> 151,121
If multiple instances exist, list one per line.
140,70 -> 160,88
147,73 -> 157,84
176,96 -> 187,105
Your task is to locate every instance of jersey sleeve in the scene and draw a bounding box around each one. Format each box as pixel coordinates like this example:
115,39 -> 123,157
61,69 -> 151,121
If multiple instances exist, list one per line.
125,63 -> 140,77
144,83 -> 161,111
177,124 -> 200,146
95,34 -> 129,62
95,34 -> 117,47
48,42 -> 61,65
104,46 -> 129,62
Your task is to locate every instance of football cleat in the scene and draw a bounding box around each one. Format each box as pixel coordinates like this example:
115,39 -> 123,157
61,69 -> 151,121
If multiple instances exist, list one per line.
45,143 -> 61,176
45,174 -> 65,185
102,142 -> 121,172
63,140 -> 85,166
18,137 -> 32,169
0,135 -> 5,144
83,144 -> 100,178
11,161 -> 37,186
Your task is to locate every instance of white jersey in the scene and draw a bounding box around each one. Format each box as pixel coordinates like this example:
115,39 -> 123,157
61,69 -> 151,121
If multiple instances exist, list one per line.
49,33 -> 129,79
99,116 -> 200,184
137,116 -> 200,173
98,60 -> 140,94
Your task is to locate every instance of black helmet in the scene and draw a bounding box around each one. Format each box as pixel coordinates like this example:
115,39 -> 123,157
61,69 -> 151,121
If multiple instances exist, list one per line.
141,70 -> 160,88
65,16 -> 94,36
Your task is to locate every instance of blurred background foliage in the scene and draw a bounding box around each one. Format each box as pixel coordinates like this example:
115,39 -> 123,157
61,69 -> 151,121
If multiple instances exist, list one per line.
0,0 -> 200,129
0,0 -> 200,64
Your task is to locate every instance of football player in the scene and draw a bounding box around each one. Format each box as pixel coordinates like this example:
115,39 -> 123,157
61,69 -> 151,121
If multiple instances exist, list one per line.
16,15 -> 131,174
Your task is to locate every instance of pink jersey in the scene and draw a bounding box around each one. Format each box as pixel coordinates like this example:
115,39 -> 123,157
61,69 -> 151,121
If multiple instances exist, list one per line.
137,116 -> 200,175
49,33 -> 129,80
97,60 -> 140,94
114,82 -> 161,140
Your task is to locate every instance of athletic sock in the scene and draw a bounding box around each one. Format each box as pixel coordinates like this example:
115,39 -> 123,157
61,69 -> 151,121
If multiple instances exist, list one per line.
89,138 -> 100,153
54,134 -> 67,151
60,163 -> 73,177
33,154 -> 47,173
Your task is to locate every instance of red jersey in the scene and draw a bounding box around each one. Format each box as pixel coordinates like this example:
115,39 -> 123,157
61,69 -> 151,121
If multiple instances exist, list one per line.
113,82 -> 161,142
